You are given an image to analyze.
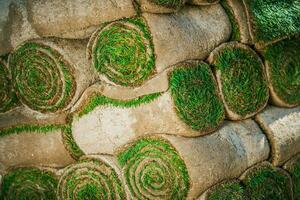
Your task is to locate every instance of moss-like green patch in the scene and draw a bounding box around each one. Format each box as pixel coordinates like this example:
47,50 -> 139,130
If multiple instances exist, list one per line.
0,60 -> 18,112
220,0 -> 241,41
287,158 -> 300,200
263,39 -> 300,106
61,124 -> 84,160
77,92 -> 161,117
0,124 -> 63,137
9,42 -> 76,113
169,62 -> 224,131
0,168 -> 58,200
242,166 -> 292,200
212,45 -> 269,117
207,181 -> 247,200
93,17 -> 155,87
117,136 -> 190,200
149,0 -> 185,9
244,0 -> 300,45
57,157 -> 125,200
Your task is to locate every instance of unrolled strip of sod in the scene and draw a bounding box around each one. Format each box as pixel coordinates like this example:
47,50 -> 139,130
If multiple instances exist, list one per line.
71,61 -> 224,155
0,125 -> 75,172
262,39 -> 300,107
255,106 -> 300,166
88,5 -> 231,87
0,168 -> 58,200
0,58 -> 18,113
220,0 -> 252,43
9,39 -> 97,113
208,42 -> 269,120
240,162 -> 293,200
57,155 -> 126,200
26,0 -> 136,39
116,120 -> 269,199
242,0 -> 300,49
198,180 -> 248,200
284,154 -> 300,200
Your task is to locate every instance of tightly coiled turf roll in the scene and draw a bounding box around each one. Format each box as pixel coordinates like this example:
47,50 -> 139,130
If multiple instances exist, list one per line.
0,59 -> 17,112
117,136 -> 190,200
0,168 -> 58,200
89,18 -> 155,87
263,39 -> 300,107
9,41 -> 76,113
57,157 -> 125,200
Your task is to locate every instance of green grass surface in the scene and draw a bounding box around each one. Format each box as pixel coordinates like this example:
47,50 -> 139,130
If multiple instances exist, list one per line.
212,45 -> 269,117
61,124 -> 84,160
169,62 -> 224,131
0,60 -> 18,112
0,124 -> 63,137
242,166 -> 292,200
0,168 -> 58,200
93,17 -> 155,87
244,0 -> 300,45
117,136 -> 190,200
9,42 -> 76,113
149,0 -> 185,9
207,181 -> 247,200
220,0 -> 241,41
57,158 -> 125,200
77,92 -> 161,117
287,159 -> 300,200
264,39 -> 300,106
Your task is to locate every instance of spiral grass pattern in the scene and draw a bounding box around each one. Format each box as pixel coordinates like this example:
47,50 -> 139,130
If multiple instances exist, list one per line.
57,157 -> 125,200
117,137 -> 190,200
211,44 -> 269,117
92,18 -> 155,87
169,62 -> 224,132
264,39 -> 300,106
0,60 -> 18,112
149,0 -> 185,9
242,165 -> 293,200
207,181 -> 247,200
0,168 -> 58,200
9,42 -> 76,113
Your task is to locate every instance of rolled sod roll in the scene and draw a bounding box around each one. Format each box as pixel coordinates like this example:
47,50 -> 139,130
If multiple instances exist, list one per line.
0,125 -> 75,173
87,5 -> 231,87
242,0 -> 300,49
0,58 -> 18,113
240,162 -> 293,200
198,180 -> 248,200
255,106 -> 300,166
208,42 -> 269,120
0,167 -> 58,200
57,155 -> 126,200
262,39 -> 300,107
26,0 -> 136,39
70,61 -> 225,155
284,154 -> 300,200
115,119 -> 270,199
220,0 -> 252,44
9,38 -> 97,113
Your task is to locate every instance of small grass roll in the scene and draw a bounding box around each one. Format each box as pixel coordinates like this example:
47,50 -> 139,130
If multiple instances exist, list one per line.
208,42 -> 269,120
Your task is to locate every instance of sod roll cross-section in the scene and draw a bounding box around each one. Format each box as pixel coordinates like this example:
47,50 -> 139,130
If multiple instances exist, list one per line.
90,18 -> 155,87
117,136 -> 190,200
9,41 -> 76,113
208,42 -> 269,120
57,157 -> 125,200
0,168 -> 58,200
205,181 -> 247,200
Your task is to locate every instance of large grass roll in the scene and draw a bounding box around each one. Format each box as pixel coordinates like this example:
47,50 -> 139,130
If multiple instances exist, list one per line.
57,156 -> 126,200
88,5 -> 231,87
0,167 -> 58,200
116,119 -> 269,199
26,0 -> 136,39
284,154 -> 300,200
262,39 -> 300,107
208,42 -> 269,120
70,61 -> 224,155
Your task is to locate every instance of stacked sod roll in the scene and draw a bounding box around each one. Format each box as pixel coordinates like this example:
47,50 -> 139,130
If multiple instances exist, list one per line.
284,155 -> 300,200
208,42 -> 269,120
87,5 -> 231,87
0,167 -> 58,200
262,39 -> 300,107
70,61 -> 225,155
